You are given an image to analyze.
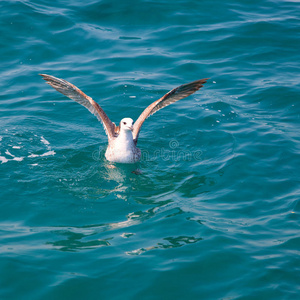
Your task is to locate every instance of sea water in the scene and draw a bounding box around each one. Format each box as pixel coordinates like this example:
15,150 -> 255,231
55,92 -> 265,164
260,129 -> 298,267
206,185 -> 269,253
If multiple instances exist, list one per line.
0,0 -> 299,299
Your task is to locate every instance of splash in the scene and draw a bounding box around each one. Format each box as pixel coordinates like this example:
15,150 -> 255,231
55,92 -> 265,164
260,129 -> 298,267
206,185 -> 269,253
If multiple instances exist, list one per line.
0,133 -> 56,164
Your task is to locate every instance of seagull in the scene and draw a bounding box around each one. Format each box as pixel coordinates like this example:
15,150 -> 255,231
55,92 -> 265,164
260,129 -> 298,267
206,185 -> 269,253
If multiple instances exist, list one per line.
40,74 -> 208,163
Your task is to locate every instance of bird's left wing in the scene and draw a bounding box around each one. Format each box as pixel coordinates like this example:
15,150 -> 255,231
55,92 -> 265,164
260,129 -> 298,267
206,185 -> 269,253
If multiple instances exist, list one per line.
132,78 -> 208,144
40,74 -> 117,140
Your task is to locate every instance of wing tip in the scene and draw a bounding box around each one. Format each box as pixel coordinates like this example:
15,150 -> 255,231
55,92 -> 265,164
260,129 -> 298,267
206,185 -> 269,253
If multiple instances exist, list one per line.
40,74 -> 67,90
39,74 -> 54,83
183,78 -> 209,93
201,78 -> 210,84
195,78 -> 209,86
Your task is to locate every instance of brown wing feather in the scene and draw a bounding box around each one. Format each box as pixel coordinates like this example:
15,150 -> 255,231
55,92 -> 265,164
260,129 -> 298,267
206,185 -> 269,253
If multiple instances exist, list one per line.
40,74 -> 117,140
132,78 -> 208,143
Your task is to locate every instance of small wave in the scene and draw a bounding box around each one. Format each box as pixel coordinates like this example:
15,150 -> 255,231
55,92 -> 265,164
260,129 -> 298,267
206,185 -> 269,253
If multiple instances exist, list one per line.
0,134 -> 56,164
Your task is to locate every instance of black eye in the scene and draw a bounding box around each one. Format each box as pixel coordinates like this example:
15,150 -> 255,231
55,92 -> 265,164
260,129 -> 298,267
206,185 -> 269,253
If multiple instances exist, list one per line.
123,122 -> 127,125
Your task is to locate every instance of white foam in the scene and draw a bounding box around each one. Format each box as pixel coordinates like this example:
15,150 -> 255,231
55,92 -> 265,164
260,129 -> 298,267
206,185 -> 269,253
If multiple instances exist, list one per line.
40,150 -> 56,157
13,157 -> 24,162
40,136 -> 50,146
0,155 -> 23,163
0,156 -> 8,164
28,151 -> 55,158
5,150 -> 14,157
0,134 -> 55,165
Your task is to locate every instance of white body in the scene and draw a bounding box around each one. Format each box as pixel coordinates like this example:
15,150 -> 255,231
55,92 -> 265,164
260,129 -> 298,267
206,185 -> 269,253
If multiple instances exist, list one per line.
105,118 -> 141,163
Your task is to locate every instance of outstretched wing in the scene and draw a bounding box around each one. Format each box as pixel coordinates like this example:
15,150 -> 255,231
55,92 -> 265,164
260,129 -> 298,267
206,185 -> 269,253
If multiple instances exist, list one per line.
40,74 -> 117,140
132,78 -> 208,144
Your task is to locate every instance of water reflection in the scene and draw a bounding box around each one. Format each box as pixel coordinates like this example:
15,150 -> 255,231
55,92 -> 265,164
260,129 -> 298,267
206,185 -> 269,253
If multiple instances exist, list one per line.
0,199 -> 204,254
47,233 -> 112,252
126,236 -> 203,256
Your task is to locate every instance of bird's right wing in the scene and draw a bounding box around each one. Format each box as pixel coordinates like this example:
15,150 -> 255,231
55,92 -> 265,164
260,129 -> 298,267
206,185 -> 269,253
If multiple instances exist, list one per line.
40,74 -> 117,140
132,78 -> 208,144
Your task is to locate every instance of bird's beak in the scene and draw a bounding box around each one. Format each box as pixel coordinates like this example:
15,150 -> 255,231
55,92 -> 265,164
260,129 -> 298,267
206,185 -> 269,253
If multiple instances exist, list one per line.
129,125 -> 133,131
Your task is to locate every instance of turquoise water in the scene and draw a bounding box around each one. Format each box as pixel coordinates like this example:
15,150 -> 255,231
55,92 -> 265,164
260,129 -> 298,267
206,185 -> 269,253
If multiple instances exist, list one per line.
1,0 -> 300,299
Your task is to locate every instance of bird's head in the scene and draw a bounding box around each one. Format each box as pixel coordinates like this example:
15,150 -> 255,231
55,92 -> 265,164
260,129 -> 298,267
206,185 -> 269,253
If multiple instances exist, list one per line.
120,118 -> 134,131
